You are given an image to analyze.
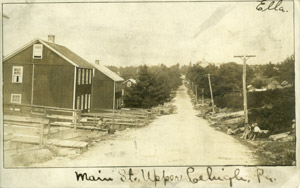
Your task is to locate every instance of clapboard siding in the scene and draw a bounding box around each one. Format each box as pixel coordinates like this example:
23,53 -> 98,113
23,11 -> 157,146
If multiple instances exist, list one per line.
91,71 -> 114,109
3,40 -> 76,109
33,64 -> 74,108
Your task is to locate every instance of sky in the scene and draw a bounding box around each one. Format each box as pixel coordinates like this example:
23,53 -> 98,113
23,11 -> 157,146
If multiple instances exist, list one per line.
2,1 -> 294,67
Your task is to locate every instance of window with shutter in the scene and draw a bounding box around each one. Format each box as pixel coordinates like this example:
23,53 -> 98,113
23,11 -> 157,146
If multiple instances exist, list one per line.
88,94 -> 91,110
89,70 -> 92,84
33,44 -> 43,59
86,69 -> 89,84
76,96 -> 80,110
85,94 -> 88,109
81,95 -> 84,110
82,69 -> 85,84
78,69 -> 81,85
12,66 -> 23,83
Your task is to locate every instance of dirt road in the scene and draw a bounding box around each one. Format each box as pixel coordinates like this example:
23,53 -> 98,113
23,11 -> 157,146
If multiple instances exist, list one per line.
36,85 -> 257,167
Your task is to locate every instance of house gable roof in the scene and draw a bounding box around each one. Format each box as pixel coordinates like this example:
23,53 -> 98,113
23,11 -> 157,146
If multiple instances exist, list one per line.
3,38 -> 94,69
92,63 -> 124,82
123,78 -> 137,85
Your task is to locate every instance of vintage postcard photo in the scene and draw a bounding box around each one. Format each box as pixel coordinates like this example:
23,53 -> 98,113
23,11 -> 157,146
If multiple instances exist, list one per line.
0,0 -> 299,187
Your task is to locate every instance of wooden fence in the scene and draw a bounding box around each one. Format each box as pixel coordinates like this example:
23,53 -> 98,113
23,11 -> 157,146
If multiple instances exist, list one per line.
4,104 -> 154,132
4,115 -> 50,148
81,108 -> 153,130
3,103 -> 81,130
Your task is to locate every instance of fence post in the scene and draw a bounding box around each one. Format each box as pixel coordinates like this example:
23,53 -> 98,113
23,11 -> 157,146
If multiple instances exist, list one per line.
73,111 -> 78,131
39,123 -> 44,148
47,120 -> 51,138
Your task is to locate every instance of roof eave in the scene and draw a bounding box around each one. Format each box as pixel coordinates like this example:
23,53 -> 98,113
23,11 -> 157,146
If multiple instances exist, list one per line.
3,38 -> 40,62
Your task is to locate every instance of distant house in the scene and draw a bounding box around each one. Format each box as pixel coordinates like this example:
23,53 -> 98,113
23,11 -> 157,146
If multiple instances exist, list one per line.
281,80 -> 293,88
255,88 -> 267,92
3,36 -> 94,112
267,80 -> 282,90
247,85 -> 256,92
121,78 -> 137,106
91,60 -> 124,111
123,78 -> 137,88
247,85 -> 267,92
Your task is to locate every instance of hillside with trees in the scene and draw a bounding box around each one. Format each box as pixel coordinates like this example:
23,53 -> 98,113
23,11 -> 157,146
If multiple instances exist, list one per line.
184,55 -> 295,134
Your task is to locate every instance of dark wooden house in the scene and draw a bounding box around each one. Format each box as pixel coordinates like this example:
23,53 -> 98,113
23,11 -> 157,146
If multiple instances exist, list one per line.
3,36 -> 94,113
91,60 -> 124,111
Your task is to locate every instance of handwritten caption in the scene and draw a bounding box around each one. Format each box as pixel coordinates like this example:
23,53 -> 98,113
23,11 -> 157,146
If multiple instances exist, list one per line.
256,0 -> 288,12
75,167 -> 276,187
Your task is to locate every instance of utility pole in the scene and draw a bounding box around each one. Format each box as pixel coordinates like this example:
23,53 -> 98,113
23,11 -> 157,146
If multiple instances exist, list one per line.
208,74 -> 215,113
234,55 -> 256,125
195,85 -> 198,104
201,88 -> 204,106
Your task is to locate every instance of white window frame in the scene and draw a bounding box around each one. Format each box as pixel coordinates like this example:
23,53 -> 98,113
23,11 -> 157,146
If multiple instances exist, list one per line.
33,44 -> 43,59
78,69 -> 81,85
127,81 -> 132,87
12,66 -> 23,83
11,94 -> 22,104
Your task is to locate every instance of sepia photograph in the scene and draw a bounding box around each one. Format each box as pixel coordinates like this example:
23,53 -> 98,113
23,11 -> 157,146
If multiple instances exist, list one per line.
1,0 -> 297,171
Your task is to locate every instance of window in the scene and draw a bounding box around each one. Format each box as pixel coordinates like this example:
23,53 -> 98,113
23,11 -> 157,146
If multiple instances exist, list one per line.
82,69 -> 85,84
85,94 -> 88,109
89,70 -> 92,84
86,69 -> 89,84
88,94 -> 91,110
81,95 -> 84,110
33,44 -> 43,59
127,82 -> 132,87
11,94 -> 21,104
12,66 -> 23,83
78,69 -> 81,85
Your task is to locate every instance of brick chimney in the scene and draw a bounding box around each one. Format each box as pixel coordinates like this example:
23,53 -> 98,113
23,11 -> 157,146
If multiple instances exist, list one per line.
48,35 -> 55,43
95,60 -> 100,65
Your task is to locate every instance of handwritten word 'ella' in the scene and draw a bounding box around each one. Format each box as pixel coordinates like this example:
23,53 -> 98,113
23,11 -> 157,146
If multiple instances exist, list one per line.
256,0 -> 287,12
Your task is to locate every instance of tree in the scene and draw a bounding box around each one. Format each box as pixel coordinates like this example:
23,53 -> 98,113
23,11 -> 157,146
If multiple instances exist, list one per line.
277,55 -> 295,85
123,65 -> 178,108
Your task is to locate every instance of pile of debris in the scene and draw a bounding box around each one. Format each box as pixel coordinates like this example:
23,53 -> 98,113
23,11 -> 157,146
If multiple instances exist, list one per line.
152,103 -> 177,116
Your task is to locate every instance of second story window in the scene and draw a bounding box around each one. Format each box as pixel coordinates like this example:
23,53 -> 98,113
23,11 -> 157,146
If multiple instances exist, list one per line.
33,44 -> 43,59
78,69 -> 81,85
82,69 -> 85,84
86,69 -> 89,84
89,69 -> 92,84
12,66 -> 23,83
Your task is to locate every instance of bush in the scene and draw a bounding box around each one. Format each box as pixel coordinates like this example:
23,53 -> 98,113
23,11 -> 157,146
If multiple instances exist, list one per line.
214,93 -> 243,110
249,90 -> 295,134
